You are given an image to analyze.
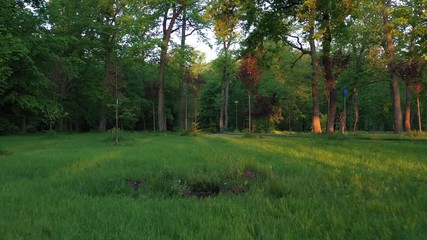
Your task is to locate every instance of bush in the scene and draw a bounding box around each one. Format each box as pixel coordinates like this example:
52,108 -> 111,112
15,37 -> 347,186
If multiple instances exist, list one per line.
107,128 -> 135,143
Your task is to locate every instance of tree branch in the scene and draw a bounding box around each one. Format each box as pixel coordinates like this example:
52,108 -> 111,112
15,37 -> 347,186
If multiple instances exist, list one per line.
185,26 -> 204,37
284,35 -> 310,54
290,52 -> 307,69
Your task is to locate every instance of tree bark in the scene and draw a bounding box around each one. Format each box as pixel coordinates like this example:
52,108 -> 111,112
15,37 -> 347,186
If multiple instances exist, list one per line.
248,91 -> 251,133
353,88 -> 359,132
158,6 -> 185,131
98,103 -> 107,132
219,42 -> 230,133
22,116 -> 27,133
225,75 -> 229,130
417,93 -> 422,131
383,0 -> 403,133
219,81 -> 225,133
404,81 -> 411,131
322,13 -> 336,133
99,53 -> 112,132
179,9 -> 187,131
309,28 -> 322,134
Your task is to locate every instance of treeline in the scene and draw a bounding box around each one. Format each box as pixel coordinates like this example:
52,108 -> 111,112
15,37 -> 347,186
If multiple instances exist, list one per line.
0,0 -> 426,135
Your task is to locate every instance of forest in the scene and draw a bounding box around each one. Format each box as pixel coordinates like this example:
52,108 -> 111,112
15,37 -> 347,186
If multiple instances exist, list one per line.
1,0 -> 426,135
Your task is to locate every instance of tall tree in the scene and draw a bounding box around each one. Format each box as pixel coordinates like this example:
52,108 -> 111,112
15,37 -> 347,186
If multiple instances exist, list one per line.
0,0 -> 52,133
238,53 -> 262,133
243,0 -> 324,133
97,0 -> 128,131
177,1 -> 208,131
156,1 -> 186,131
206,0 -> 243,133
382,0 -> 403,133
393,0 -> 427,131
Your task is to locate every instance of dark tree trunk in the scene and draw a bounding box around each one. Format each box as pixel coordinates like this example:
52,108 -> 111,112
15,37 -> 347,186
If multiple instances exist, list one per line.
219,43 -> 230,133
98,104 -> 107,132
322,13 -> 336,133
179,10 -> 187,131
248,91 -> 252,133
225,76 -> 229,130
22,116 -> 27,133
309,28 -> 322,134
158,6 -> 185,131
158,47 -> 167,131
219,79 -> 226,133
99,51 -> 112,132
383,0 -> 403,133
404,81 -> 411,131
417,93 -> 422,131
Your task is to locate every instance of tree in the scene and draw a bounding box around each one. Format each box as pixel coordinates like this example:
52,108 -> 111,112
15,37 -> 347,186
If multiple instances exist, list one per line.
0,0 -> 52,133
154,1 -> 187,131
206,0 -> 243,133
177,1 -> 209,131
382,0 -> 403,133
96,0 -> 128,132
238,53 -> 262,133
243,0 -> 324,133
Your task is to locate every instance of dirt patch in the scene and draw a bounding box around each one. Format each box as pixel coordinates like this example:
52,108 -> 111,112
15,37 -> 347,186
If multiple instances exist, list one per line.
183,182 -> 220,199
230,185 -> 248,195
243,169 -> 257,180
125,179 -> 144,190
98,167 -> 264,199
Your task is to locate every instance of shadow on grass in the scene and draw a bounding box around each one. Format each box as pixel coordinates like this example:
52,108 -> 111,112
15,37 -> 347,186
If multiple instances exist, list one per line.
0,150 -> 13,156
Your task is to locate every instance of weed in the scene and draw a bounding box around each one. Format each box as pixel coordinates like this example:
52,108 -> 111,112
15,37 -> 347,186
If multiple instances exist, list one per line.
266,177 -> 287,198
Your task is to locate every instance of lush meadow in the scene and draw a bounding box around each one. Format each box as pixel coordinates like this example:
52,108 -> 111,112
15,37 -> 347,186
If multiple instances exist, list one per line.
0,132 -> 426,239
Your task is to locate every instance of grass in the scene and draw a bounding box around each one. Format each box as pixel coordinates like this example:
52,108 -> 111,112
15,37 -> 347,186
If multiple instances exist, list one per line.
0,132 -> 426,239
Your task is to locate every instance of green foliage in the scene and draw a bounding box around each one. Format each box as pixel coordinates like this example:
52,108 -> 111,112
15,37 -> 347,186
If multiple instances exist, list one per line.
41,102 -> 66,130
0,0 -> 426,134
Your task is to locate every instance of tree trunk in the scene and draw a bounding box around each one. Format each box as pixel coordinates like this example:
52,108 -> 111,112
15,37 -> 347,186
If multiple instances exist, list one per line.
219,45 -> 229,133
248,91 -> 252,133
158,45 -> 167,131
219,81 -> 225,133
353,88 -> 359,132
417,93 -> 422,131
404,81 -> 411,131
383,0 -> 403,133
322,13 -> 336,133
224,76 -> 229,130
115,99 -> 119,144
152,102 -> 156,131
309,28 -> 322,134
75,109 -> 80,132
22,116 -> 27,133
158,6 -> 185,131
99,50 -> 112,132
98,103 -> 107,132
178,10 -> 187,131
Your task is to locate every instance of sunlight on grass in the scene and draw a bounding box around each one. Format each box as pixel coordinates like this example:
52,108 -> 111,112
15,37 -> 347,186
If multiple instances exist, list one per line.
53,151 -> 122,177
222,136 -> 427,180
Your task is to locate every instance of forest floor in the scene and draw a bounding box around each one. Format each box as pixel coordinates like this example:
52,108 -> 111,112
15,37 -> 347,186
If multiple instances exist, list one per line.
0,132 -> 426,239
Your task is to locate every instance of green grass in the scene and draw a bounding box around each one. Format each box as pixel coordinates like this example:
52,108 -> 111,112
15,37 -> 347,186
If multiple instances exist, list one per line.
0,132 -> 426,239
